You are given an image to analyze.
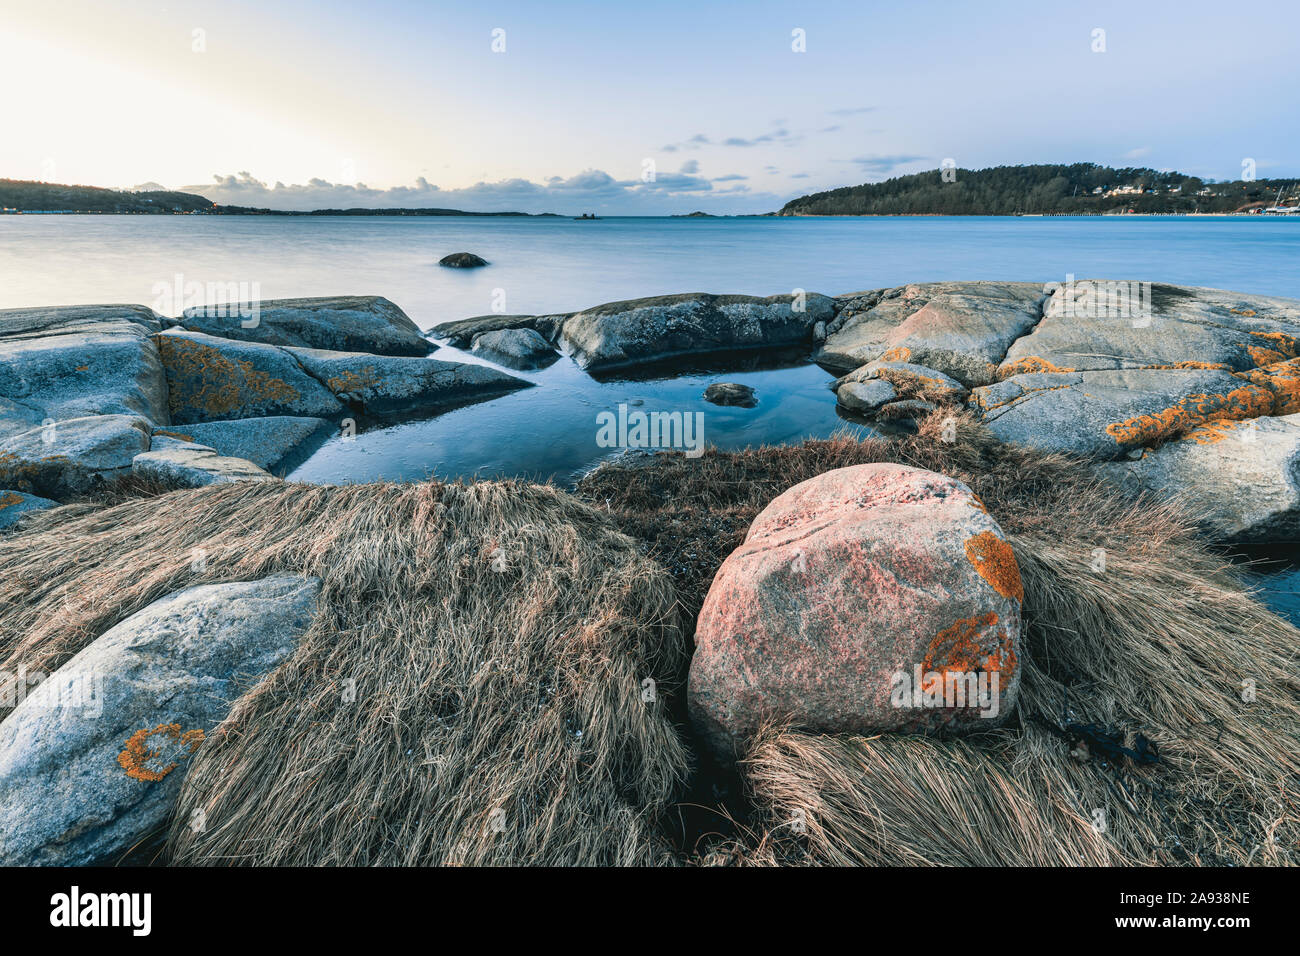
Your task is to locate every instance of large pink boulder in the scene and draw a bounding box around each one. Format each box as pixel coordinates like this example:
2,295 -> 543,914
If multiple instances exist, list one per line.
688,463 -> 1023,758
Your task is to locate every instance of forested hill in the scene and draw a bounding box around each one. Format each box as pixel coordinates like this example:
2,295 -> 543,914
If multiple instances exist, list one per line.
777,164 -> 1300,215
0,179 -> 551,215
0,179 -> 216,213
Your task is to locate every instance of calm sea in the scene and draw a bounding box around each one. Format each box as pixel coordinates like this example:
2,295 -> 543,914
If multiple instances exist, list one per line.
3,214 -> 1298,321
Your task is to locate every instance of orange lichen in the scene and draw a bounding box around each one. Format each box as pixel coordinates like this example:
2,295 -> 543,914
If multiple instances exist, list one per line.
151,429 -> 195,443
1249,330 -> 1299,357
1181,420 -> 1238,445
921,612 -> 1018,694
968,494 -> 989,514
997,356 -> 1074,379
325,367 -> 380,396
964,531 -> 1024,602
881,346 -> 911,362
1143,361 -> 1232,371
1238,358 -> 1300,415
74,365 -> 89,372
1230,308 -> 1257,317
117,723 -> 206,782
0,491 -> 23,511
1105,385 -> 1275,447
156,335 -> 300,417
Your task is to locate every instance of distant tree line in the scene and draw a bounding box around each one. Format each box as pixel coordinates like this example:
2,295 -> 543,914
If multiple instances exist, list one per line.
777,164 -> 1300,215
0,179 -> 214,213
0,179 -> 551,216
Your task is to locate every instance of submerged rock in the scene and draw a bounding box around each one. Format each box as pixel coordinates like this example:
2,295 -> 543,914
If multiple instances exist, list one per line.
180,295 -> 431,357
689,463 -> 1023,758
559,291 -> 834,371
703,382 -> 757,407
0,489 -> 57,531
470,328 -> 558,370
284,347 -> 531,416
132,443 -> 275,487
1096,414 -> 1300,542
156,329 -> 343,424
0,414 -> 151,498
439,252 -> 488,268
0,575 -> 320,866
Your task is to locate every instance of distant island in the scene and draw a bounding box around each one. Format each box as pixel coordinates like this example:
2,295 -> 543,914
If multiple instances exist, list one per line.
0,179 -> 557,217
778,163 -> 1300,216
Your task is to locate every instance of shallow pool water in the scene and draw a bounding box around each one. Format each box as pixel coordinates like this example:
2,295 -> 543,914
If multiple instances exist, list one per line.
287,345 -> 873,486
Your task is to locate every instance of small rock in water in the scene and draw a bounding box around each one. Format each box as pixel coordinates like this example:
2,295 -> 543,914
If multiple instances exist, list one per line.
703,383 -> 757,407
439,252 -> 488,268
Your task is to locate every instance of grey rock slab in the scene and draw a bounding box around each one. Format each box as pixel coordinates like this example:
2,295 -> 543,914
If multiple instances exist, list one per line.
0,575 -> 320,865
0,490 -> 58,531
285,346 -> 531,417
559,292 -> 835,371
180,295 -> 431,357
155,329 -> 344,424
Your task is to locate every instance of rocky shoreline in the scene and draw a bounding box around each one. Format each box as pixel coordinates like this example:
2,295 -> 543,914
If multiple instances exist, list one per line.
3,279 -> 1299,542
1,281 -> 1298,865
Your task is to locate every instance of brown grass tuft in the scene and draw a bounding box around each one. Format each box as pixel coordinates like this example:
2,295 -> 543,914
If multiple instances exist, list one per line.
580,408 -> 1300,866
0,480 -> 689,865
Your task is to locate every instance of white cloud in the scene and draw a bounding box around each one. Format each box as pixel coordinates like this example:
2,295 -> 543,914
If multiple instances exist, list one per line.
185,167 -> 788,215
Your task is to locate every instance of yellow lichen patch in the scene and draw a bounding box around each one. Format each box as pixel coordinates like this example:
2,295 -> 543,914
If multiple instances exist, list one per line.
1248,330 -> 1300,361
157,335 -> 301,417
1105,385 -> 1275,447
1247,345 -> 1290,368
880,346 -> 911,362
1237,358 -> 1300,416
117,723 -> 206,783
1143,361 -> 1232,371
997,356 -> 1074,380
968,494 -> 989,514
921,612 -> 1018,694
964,531 -> 1024,602
1181,420 -> 1238,445
74,365 -> 89,372
0,491 -> 23,511
1231,308 -> 1257,317
326,367 -> 380,396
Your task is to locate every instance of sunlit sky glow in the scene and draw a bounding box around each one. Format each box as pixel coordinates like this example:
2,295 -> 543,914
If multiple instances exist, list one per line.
3,0 -> 1297,213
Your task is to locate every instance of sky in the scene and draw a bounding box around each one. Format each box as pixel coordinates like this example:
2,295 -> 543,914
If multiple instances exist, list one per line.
3,0 -> 1298,214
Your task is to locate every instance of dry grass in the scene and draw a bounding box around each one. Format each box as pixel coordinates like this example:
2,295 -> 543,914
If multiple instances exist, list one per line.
0,480 -> 689,865
581,408 -> 1300,866
1,405 -> 1295,866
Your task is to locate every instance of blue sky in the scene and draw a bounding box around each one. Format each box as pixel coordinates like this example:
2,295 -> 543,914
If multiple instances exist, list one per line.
3,0 -> 1298,213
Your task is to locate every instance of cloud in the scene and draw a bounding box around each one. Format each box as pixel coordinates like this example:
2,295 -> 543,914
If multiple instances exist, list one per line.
829,106 -> 876,116
186,167 -> 758,214
679,159 -> 700,174
789,173 -> 811,179
846,153 -> 929,173
712,173 -> 747,182
1123,146 -> 1152,159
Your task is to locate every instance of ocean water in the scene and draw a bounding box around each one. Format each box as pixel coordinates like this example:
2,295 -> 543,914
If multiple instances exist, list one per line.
2,214 -> 1298,324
